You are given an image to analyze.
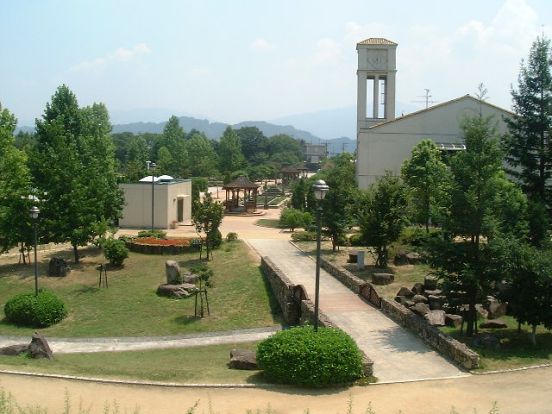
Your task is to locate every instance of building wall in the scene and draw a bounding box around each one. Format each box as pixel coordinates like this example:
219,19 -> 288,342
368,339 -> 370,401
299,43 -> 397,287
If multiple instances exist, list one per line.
119,179 -> 191,229
357,97 -> 511,189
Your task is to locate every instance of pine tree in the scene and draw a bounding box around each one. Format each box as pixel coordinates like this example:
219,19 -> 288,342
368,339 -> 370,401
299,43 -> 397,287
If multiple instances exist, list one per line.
503,36 -> 552,245
218,127 -> 245,174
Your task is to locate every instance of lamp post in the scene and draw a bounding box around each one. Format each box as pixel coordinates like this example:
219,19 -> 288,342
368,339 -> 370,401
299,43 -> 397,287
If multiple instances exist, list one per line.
312,179 -> 329,331
29,206 -> 40,296
147,161 -> 156,230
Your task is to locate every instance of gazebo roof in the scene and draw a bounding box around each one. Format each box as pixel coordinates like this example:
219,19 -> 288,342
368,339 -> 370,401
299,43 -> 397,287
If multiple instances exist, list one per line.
223,175 -> 259,189
281,163 -> 308,173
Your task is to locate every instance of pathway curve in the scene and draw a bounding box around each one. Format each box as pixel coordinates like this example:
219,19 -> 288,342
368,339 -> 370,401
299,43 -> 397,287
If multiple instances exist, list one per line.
247,239 -> 467,383
0,326 -> 280,354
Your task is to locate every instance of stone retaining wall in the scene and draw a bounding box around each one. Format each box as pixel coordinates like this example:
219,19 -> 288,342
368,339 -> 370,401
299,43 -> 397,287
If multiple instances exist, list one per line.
260,256 -> 374,376
321,258 -> 480,370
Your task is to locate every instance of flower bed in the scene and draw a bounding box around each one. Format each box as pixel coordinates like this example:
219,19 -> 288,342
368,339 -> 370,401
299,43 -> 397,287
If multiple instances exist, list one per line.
129,237 -> 201,255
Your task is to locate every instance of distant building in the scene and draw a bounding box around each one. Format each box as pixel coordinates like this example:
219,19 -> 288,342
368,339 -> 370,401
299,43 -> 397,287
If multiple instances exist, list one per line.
119,176 -> 192,229
303,143 -> 328,167
355,38 -> 511,189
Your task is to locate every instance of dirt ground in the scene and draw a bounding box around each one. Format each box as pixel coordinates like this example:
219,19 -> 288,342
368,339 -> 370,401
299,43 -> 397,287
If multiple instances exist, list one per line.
1,366 -> 552,414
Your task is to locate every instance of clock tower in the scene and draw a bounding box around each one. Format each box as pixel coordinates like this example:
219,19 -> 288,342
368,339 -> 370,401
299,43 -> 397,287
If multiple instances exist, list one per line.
356,38 -> 397,129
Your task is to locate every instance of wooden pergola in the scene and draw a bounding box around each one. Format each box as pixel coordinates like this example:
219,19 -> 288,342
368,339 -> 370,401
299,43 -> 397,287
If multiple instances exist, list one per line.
222,176 -> 260,213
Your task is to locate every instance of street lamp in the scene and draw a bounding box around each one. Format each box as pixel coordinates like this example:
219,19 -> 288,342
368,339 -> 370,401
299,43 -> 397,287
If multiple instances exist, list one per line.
29,206 -> 40,296
312,179 -> 329,331
147,161 -> 156,230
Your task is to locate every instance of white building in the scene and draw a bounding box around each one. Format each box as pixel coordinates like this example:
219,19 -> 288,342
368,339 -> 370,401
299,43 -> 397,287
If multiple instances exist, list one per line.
119,177 -> 192,229
355,38 -> 512,189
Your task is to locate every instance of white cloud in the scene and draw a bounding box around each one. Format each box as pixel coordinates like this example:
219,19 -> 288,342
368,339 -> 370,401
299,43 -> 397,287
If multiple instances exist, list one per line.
70,43 -> 151,72
250,38 -> 274,52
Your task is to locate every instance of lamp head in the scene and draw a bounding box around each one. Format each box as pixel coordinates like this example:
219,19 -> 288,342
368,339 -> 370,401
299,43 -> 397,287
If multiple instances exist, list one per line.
312,179 -> 329,200
29,206 -> 40,219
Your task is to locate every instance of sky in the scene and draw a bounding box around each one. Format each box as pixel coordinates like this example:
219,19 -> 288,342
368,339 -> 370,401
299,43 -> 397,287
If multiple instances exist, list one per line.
1,0 -> 552,127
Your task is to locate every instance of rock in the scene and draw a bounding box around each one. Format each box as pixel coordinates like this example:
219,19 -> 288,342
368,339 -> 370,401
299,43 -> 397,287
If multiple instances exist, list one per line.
424,289 -> 443,296
165,260 -> 182,284
479,319 -> 508,329
445,314 -> 463,328
424,310 -> 446,326
371,273 -> 394,285
412,294 -> 428,304
228,349 -> 258,370
29,332 -> 53,359
48,257 -> 69,277
0,344 -> 29,356
406,252 -> 422,265
156,283 -> 197,298
424,275 -> 438,290
487,301 -> 508,319
410,302 -> 430,316
394,296 -> 414,308
397,287 -> 414,298
473,334 -> 501,349
393,252 -> 409,266
182,273 -> 199,284
428,295 -> 445,310
412,283 -> 424,295
476,304 -> 489,319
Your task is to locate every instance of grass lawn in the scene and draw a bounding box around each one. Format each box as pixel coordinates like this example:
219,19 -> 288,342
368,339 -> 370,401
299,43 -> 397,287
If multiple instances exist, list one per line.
294,241 -> 429,299
0,240 -> 281,337
255,219 -> 283,229
441,316 -> 552,371
0,341 -> 265,384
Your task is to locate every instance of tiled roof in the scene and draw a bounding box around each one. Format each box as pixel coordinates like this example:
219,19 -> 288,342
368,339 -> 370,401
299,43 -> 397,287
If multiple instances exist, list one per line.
222,175 -> 259,189
357,38 -> 397,46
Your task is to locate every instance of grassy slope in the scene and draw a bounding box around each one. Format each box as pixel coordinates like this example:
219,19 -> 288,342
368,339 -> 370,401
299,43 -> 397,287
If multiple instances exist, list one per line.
0,241 -> 281,337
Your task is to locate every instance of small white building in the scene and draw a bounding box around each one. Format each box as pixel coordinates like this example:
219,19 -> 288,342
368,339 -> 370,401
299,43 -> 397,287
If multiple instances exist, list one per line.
119,177 -> 192,229
355,38 -> 512,189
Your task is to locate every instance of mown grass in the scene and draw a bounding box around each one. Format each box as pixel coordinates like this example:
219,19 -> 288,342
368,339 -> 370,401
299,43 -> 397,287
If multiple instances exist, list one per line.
0,342 -> 264,384
254,219 -> 283,229
0,241 -> 281,337
442,315 -> 552,371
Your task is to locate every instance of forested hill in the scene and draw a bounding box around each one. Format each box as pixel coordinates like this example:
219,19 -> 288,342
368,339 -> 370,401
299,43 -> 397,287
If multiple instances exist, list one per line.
111,115 -> 322,143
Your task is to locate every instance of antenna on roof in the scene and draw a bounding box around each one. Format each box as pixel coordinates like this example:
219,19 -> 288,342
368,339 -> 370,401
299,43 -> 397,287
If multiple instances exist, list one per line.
412,89 -> 437,108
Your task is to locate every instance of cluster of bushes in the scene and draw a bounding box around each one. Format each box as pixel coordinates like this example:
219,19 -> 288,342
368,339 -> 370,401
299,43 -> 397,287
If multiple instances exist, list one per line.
279,208 -> 313,232
101,237 -> 129,266
4,290 -> 67,328
257,326 -> 364,387
137,230 -> 167,239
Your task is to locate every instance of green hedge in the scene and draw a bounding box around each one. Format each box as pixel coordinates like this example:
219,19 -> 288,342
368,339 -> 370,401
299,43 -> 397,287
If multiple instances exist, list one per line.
4,290 -> 67,328
257,326 -> 363,386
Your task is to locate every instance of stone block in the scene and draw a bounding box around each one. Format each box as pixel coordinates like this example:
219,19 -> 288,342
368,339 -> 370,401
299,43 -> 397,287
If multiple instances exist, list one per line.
165,260 -> 182,284
371,273 -> 394,285
228,349 -> 258,370
29,332 -> 53,359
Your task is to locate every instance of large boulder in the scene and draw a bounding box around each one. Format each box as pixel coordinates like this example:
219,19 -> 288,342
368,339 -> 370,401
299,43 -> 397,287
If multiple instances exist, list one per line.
410,302 -> 430,316
487,301 -> 508,319
182,273 -> 199,284
395,296 -> 414,308
157,283 -> 197,298
165,260 -> 182,284
228,349 -> 258,370
0,344 -> 29,356
406,252 -> 422,265
29,332 -> 53,359
393,252 -> 409,266
445,314 -> 463,328
423,275 -> 438,290
397,287 -> 414,298
371,273 -> 394,285
48,257 -> 69,277
424,310 -> 446,326
480,319 -> 508,329
412,294 -> 428,304
412,283 -> 424,295
428,295 -> 445,310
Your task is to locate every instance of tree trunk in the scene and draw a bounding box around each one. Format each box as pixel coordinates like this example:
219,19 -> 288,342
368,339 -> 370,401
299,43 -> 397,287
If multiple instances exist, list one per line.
518,321 -> 522,334
73,243 -> 79,264
531,324 -> 537,346
466,296 -> 477,337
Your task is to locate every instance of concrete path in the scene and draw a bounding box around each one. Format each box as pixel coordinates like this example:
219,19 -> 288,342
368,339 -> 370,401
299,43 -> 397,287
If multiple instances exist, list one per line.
247,239 -> 467,383
0,326 -> 280,354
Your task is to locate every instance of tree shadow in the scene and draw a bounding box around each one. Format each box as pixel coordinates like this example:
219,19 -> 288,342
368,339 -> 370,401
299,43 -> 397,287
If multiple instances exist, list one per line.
173,315 -> 203,325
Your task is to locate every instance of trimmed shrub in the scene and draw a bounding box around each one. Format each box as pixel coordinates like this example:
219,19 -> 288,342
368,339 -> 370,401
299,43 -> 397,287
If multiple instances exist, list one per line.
137,230 -> 167,239
349,233 -> 364,247
280,208 -> 312,232
226,232 -> 239,241
257,326 -> 363,386
102,238 -> 129,266
291,231 -> 317,242
4,290 -> 67,328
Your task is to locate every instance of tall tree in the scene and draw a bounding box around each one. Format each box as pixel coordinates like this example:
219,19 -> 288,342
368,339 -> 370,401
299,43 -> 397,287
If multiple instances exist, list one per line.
0,103 -> 33,257
430,116 -> 527,336
160,115 -> 188,177
186,132 -> 218,177
401,140 -> 450,232
320,153 -> 358,251
358,172 -> 409,267
218,127 -> 245,174
33,85 -> 122,263
236,127 -> 269,165
503,36 -> 552,245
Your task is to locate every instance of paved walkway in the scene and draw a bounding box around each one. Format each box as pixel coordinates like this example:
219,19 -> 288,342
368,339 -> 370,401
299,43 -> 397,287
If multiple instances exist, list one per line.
247,239 -> 467,383
0,326 -> 280,354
